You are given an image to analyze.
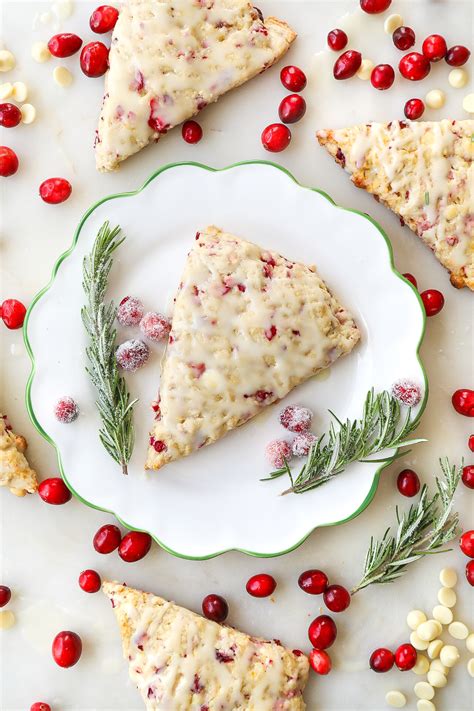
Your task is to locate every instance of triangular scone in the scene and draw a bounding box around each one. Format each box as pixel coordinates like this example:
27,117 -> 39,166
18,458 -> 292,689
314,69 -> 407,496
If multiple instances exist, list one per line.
103,581 -> 309,710
0,413 -> 38,496
95,0 -> 296,172
317,120 -> 474,290
146,226 -> 360,470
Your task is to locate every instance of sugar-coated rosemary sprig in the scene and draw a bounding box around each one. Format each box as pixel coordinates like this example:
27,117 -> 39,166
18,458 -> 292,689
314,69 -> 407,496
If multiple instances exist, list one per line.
81,221 -> 137,475
351,459 -> 462,594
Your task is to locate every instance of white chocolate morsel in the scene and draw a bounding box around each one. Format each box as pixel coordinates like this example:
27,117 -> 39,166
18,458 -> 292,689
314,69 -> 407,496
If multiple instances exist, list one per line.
12,81 -> 28,102
0,50 -> 15,72
430,659 -> 448,675
0,81 -> 13,99
31,41 -> 51,63
384,14 -> 403,34
448,621 -> 468,640
432,605 -> 453,625
466,633 -> 474,654
411,631 -> 429,651
439,644 -> 460,668
437,588 -> 456,608
449,68 -> 468,89
463,93 -> 474,113
20,104 -> 36,124
0,610 -> 15,629
468,658 -> 474,677
425,90 -> 446,110
414,682 -> 435,700
417,620 -> 441,642
9,487 -> 27,497
427,669 -> 447,688
385,690 -> 407,708
428,640 -> 443,659
407,610 -> 427,630
417,701 -> 436,711
53,66 -> 73,88
357,58 -> 374,80
412,654 -> 430,675
439,568 -> 457,587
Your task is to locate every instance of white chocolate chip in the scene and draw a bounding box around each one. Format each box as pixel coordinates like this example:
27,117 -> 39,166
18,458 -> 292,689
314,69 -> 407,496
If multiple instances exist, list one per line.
357,58 -> 374,81
439,644 -> 460,668
412,654 -> 430,675
407,610 -> 427,630
448,621 -> 468,640
462,93 -> 474,113
432,604 -> 453,624
417,620 -> 441,642
437,587 -> 456,608
414,682 -> 435,700
0,50 -> 15,72
0,81 -> 13,99
384,14 -> 403,34
20,103 -> 36,124
466,633 -> 474,654
417,701 -> 436,711
427,669 -> 447,688
31,41 -> 51,63
439,568 -> 457,587
428,640 -> 443,659
385,690 -> 407,708
425,89 -> 445,110
410,631 -> 429,650
53,66 -> 73,88
468,658 -> 474,677
430,659 -> 448,675
448,68 -> 468,89
12,81 -> 28,102
0,610 -> 15,629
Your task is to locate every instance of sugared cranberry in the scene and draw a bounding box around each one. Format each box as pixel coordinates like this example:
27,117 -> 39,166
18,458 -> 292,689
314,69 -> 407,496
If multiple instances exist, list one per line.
93,524 -> 121,554
309,648 -> 332,675
116,338 -> 149,371
246,573 -> 276,598
391,380 -> 422,407
393,26 -> 416,51
308,615 -> 337,649
298,569 -> 328,595
80,42 -> 109,77
38,478 -> 72,505
399,52 -> 431,81
54,396 -> 79,423
292,432 -> 317,457
52,631 -> 82,668
397,469 -> 420,497
278,94 -> 306,124
327,29 -> 348,51
333,50 -> 362,80
422,34 -> 447,62
404,98 -> 425,120
48,33 -> 83,57
445,45 -> 470,67
39,177 -> 72,204
460,530 -> 474,558
462,465 -> 474,489
0,103 -> 21,128
466,560 -> 474,586
90,5 -> 119,33
117,296 -> 144,327
30,704 -> 51,711
395,643 -> 417,671
371,64 -> 395,90
0,146 -> 19,177
182,120 -> 203,144
323,584 -> 351,612
420,289 -> 444,316
265,439 -> 292,468
452,389 -> 474,417
279,404 -> 313,432
261,123 -> 291,152
202,594 -> 229,623
1,298 -> 26,328
78,569 -> 101,593
469,435 -> 474,452
139,312 -> 170,342
360,0 -> 391,13
280,65 -> 307,92
403,272 -> 418,288
0,585 -> 11,607
370,647 -> 395,672
118,531 -> 152,562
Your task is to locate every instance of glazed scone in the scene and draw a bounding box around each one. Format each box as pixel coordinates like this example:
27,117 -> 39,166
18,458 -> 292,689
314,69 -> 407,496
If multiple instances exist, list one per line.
146,226 -> 360,470
103,581 -> 309,710
96,0 -> 296,171
317,120 -> 474,290
0,413 -> 38,495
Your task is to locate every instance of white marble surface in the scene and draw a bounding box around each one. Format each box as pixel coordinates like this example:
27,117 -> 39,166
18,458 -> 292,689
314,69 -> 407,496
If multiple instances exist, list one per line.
1,1 -> 473,710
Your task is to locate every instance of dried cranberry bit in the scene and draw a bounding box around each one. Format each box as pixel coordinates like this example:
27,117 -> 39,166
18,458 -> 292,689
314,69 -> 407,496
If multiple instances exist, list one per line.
151,438 -> 167,453
38,478 -> 72,505
298,569 -> 328,595
52,631 -> 82,668
0,103 -> 21,128
279,404 -> 313,432
360,0 -> 391,13
119,531 -> 152,562
391,379 -> 422,407
327,28 -> 348,51
261,123 -> 291,152
323,584 -> 351,612
292,431 -> 317,457
78,569 -> 101,593
393,26 -> 416,51
462,465 -> 474,489
395,643 -> 417,671
215,649 -> 235,663
422,34 -> 447,62
0,585 -> 11,607
1,298 -> 26,329
399,52 -> 431,81
265,325 -> 277,341
308,615 -> 337,649
452,389 -> 474,417
333,50 -> 362,80
80,41 -> 109,77
280,65 -> 307,92
309,648 -> 332,675
420,289 -> 444,317
189,362 -> 206,378
460,530 -> 474,558
404,98 -> 425,120
278,94 -> 306,124
370,647 -> 395,672
39,177 -> 72,204
202,594 -> 229,623
246,573 -> 276,598
48,33 -> 83,57
182,120 -> 203,144
371,64 -> 395,90
397,469 -> 420,497
139,312 -> 170,342
90,5 -> 119,33
466,560 -> 474,586
116,339 -> 149,371
0,146 -> 19,177
93,524 -> 122,554
445,45 -> 471,66
265,439 -> 292,468
117,296 -> 144,326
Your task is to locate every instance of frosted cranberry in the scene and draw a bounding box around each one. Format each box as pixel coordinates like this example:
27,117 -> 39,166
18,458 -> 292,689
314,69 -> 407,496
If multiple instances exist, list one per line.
39,178 -> 72,204
0,146 -> 19,176
139,312 -> 171,342
462,465 -> 474,489
403,272 -> 418,288
298,569 -> 328,594
323,584 -> 351,612
360,0 -> 391,13
309,648 -> 331,675
399,52 -> 431,81
422,34 -> 447,62
452,389 -> 474,417
308,615 -> 337,649
119,531 -> 152,562
370,647 -> 394,672
420,289 -> 444,316
371,64 -> 395,90
278,94 -> 306,124
466,560 -> 474,586
261,123 -> 291,152
333,50 -> 362,80
446,45 -> 471,66
280,65 -> 307,92
80,42 -> 109,77
52,631 -> 82,667
202,594 -> 229,622
90,5 -> 119,33
292,432 -> 317,457
48,33 -> 82,57
279,404 -> 313,432
93,524 -> 121,553
404,98 -> 425,120
54,396 -> 79,423
391,380 -> 422,407
460,530 -> 474,558
38,478 -> 72,505
397,469 -> 420,497
265,439 -> 292,468
30,704 -> 51,711
395,643 -> 417,671
0,585 -> 11,607
469,435 -> 474,452
0,103 -> 21,128
117,296 -> 144,326
1,298 -> 26,328
182,120 -> 203,144
78,569 -> 101,593
116,338 -> 149,371
246,573 -> 276,598
327,29 -> 348,51
393,26 -> 415,51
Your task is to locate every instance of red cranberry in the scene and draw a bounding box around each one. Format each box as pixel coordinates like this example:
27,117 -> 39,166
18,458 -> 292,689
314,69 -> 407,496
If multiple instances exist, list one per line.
39,178 -> 72,204
292,431 -> 317,457
182,120 -> 203,144
393,26 -> 416,51
38,478 -> 72,505
1,298 -> 26,328
246,573 -> 276,598
452,389 -> 474,417
90,5 -> 119,33
370,647 -> 395,672
0,585 -> 11,607
30,704 -> 51,711
403,272 -> 418,288
48,33 -> 82,57
278,94 -> 306,124
139,312 -> 171,342
466,560 -> 474,586
78,569 -> 101,593
392,380 -> 422,407
333,50 -> 362,80
80,42 -> 109,77
279,405 -> 313,433
54,396 -> 79,423
280,65 -> 307,92
308,615 -> 337,649
371,64 -> 395,90
0,103 -> 21,128
462,465 -> 474,489
323,584 -> 351,612
422,34 -> 447,62
420,289 -> 444,317
399,52 -> 431,81
202,594 -> 229,623
445,45 -> 471,67
93,524 -> 121,554
309,648 -> 332,675
52,631 -> 82,667
298,569 -> 328,594
116,338 -> 149,371
404,98 -> 425,120
469,435 -> 474,452
265,439 -> 292,468
0,146 -> 19,177
118,531 -> 152,562
460,530 -> 474,558
117,296 -> 144,326
261,123 -> 291,153
327,29 -> 348,51
360,0 -> 391,13
397,469 -> 420,497
395,643 -> 417,671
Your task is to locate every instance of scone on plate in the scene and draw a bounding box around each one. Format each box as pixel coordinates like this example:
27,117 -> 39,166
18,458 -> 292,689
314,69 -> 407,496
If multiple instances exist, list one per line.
95,0 -> 296,171
317,119 -> 474,290
146,226 -> 360,470
0,413 -> 38,496
103,581 -> 309,710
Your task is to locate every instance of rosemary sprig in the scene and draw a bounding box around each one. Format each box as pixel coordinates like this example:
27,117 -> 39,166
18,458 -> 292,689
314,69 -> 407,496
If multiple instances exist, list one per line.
351,459 -> 462,593
81,221 -> 137,475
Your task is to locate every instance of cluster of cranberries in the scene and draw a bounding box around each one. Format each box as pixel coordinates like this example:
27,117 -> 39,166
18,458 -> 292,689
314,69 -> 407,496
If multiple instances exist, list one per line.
0,298 -> 26,329
402,272 -> 445,317
369,641 -> 417,673
115,295 -> 171,372
265,403 -> 316,468
459,531 -> 474,587
261,65 -> 307,153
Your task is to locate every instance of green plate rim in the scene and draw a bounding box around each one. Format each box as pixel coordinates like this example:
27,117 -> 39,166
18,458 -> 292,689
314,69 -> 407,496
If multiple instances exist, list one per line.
23,159 -> 429,560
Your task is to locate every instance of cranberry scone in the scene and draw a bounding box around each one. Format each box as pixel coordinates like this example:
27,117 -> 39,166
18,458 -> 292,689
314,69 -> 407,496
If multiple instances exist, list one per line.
317,120 -> 474,290
95,0 -> 296,171
146,226 -> 360,470
0,413 -> 38,496
103,581 -> 309,710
